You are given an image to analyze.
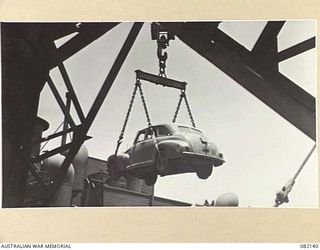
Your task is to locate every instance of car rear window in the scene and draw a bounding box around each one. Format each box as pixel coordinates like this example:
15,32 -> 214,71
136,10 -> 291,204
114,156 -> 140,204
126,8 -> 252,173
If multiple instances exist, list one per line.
155,126 -> 172,137
178,126 -> 203,136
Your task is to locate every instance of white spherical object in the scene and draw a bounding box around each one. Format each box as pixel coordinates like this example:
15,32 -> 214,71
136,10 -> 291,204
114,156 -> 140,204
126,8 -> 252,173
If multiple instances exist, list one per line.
215,192 -> 239,207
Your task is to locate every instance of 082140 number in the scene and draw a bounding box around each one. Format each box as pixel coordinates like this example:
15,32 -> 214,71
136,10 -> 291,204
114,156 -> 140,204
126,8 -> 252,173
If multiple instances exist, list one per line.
300,244 -> 319,248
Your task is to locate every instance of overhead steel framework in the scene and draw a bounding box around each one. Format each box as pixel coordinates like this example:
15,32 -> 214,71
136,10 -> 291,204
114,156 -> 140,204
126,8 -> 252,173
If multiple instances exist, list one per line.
161,22 -> 316,141
2,21 -> 316,207
2,22 -> 140,207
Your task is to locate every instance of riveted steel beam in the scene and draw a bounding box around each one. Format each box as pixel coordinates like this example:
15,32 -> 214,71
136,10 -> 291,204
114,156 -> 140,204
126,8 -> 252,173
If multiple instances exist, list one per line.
162,22 -> 315,140
48,23 -> 120,69
58,63 -> 86,122
277,37 -> 316,62
33,126 -> 80,145
47,76 -> 76,128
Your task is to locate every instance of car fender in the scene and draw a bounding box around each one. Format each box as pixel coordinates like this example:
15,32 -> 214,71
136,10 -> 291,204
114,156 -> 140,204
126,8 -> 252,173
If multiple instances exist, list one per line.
207,142 -> 218,154
107,153 -> 130,171
157,139 -> 190,158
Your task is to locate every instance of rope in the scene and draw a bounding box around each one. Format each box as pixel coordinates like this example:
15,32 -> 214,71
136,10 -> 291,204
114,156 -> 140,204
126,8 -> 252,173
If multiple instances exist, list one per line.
274,144 -> 316,207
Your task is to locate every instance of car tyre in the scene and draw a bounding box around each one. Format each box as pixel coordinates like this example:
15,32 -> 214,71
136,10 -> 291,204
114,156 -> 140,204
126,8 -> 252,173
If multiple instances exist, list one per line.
196,166 -> 213,179
144,172 -> 158,186
156,149 -> 168,174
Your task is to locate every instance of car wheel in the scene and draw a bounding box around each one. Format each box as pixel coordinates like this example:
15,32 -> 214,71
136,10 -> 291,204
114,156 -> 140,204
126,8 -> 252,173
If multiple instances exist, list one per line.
196,167 -> 213,179
156,149 -> 168,174
144,173 -> 158,186
107,158 -> 121,180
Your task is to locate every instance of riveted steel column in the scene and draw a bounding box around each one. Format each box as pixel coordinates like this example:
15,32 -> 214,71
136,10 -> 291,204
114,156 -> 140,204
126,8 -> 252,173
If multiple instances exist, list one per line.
61,92 -> 72,146
58,63 -> 86,122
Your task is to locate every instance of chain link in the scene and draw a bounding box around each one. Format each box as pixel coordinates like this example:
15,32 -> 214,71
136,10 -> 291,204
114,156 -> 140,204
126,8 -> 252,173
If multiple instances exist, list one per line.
157,36 -> 168,78
158,59 -> 167,78
172,90 -> 196,128
172,91 -> 184,123
115,78 -> 153,154
115,80 -> 139,154
138,81 -> 152,127
184,93 -> 196,128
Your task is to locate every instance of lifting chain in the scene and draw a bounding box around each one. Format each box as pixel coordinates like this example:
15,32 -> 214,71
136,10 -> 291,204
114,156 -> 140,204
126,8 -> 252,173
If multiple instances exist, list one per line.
172,91 -> 184,124
137,79 -> 152,127
172,90 -> 196,128
115,78 -> 152,155
115,80 -> 139,155
184,93 -> 196,128
157,36 -> 168,78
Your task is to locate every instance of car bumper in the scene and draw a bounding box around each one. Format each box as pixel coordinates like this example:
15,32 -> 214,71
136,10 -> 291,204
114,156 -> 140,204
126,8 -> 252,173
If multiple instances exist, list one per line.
159,152 -> 224,176
181,152 -> 225,167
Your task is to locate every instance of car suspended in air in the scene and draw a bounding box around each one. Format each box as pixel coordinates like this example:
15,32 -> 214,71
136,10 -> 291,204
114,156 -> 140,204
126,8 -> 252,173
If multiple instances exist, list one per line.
107,123 -> 225,186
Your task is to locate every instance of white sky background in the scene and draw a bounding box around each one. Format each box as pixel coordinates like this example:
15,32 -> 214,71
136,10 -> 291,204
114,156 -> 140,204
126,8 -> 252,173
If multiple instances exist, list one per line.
38,20 -> 317,208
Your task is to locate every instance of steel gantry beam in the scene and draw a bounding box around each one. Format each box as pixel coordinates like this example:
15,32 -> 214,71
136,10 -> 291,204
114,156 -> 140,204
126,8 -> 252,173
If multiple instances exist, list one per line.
58,63 -> 86,123
277,37 -> 316,62
251,21 -> 285,71
48,22 -> 120,69
47,76 -> 76,128
49,22 -> 144,201
162,22 -> 316,141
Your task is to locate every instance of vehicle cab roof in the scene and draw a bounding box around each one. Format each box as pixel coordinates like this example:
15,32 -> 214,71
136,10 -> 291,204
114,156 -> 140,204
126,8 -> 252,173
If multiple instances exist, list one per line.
138,123 -> 202,133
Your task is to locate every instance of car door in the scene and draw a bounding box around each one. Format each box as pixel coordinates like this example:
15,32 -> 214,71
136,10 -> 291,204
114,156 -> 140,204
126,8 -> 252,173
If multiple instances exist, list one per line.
130,127 -> 156,167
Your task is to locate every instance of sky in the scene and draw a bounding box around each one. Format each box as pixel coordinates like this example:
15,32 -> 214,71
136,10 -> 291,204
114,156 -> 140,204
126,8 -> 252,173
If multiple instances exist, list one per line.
37,20 -> 317,208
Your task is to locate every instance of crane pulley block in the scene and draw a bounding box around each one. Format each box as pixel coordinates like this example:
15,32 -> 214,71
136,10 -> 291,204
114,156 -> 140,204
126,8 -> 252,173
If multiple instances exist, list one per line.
151,23 -> 175,77
151,22 -> 175,41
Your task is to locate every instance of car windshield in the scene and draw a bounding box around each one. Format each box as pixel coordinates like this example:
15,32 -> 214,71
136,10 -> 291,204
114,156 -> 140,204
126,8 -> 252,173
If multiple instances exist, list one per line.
135,128 -> 155,143
135,130 -> 146,142
178,126 -> 204,136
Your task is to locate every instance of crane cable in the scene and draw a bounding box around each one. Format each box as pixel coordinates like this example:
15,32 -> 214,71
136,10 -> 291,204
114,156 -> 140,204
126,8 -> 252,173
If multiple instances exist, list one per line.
273,144 -> 316,207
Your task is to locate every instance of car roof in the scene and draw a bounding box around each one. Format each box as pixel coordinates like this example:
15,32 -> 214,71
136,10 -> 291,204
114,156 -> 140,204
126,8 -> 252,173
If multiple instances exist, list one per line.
138,123 -> 202,132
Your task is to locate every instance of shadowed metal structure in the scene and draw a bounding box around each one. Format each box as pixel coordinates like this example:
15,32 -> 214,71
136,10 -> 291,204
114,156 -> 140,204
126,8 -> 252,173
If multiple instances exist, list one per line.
161,22 -> 316,209
2,21 -> 316,207
1,22 -> 128,207
161,22 -> 316,141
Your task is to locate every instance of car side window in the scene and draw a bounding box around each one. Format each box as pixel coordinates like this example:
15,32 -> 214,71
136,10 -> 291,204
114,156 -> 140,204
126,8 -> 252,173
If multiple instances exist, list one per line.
145,128 -> 155,140
135,130 -> 146,143
155,126 -> 172,137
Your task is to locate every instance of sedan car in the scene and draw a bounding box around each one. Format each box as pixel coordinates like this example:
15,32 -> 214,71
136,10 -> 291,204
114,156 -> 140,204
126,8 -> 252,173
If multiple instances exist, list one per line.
107,123 -> 225,185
